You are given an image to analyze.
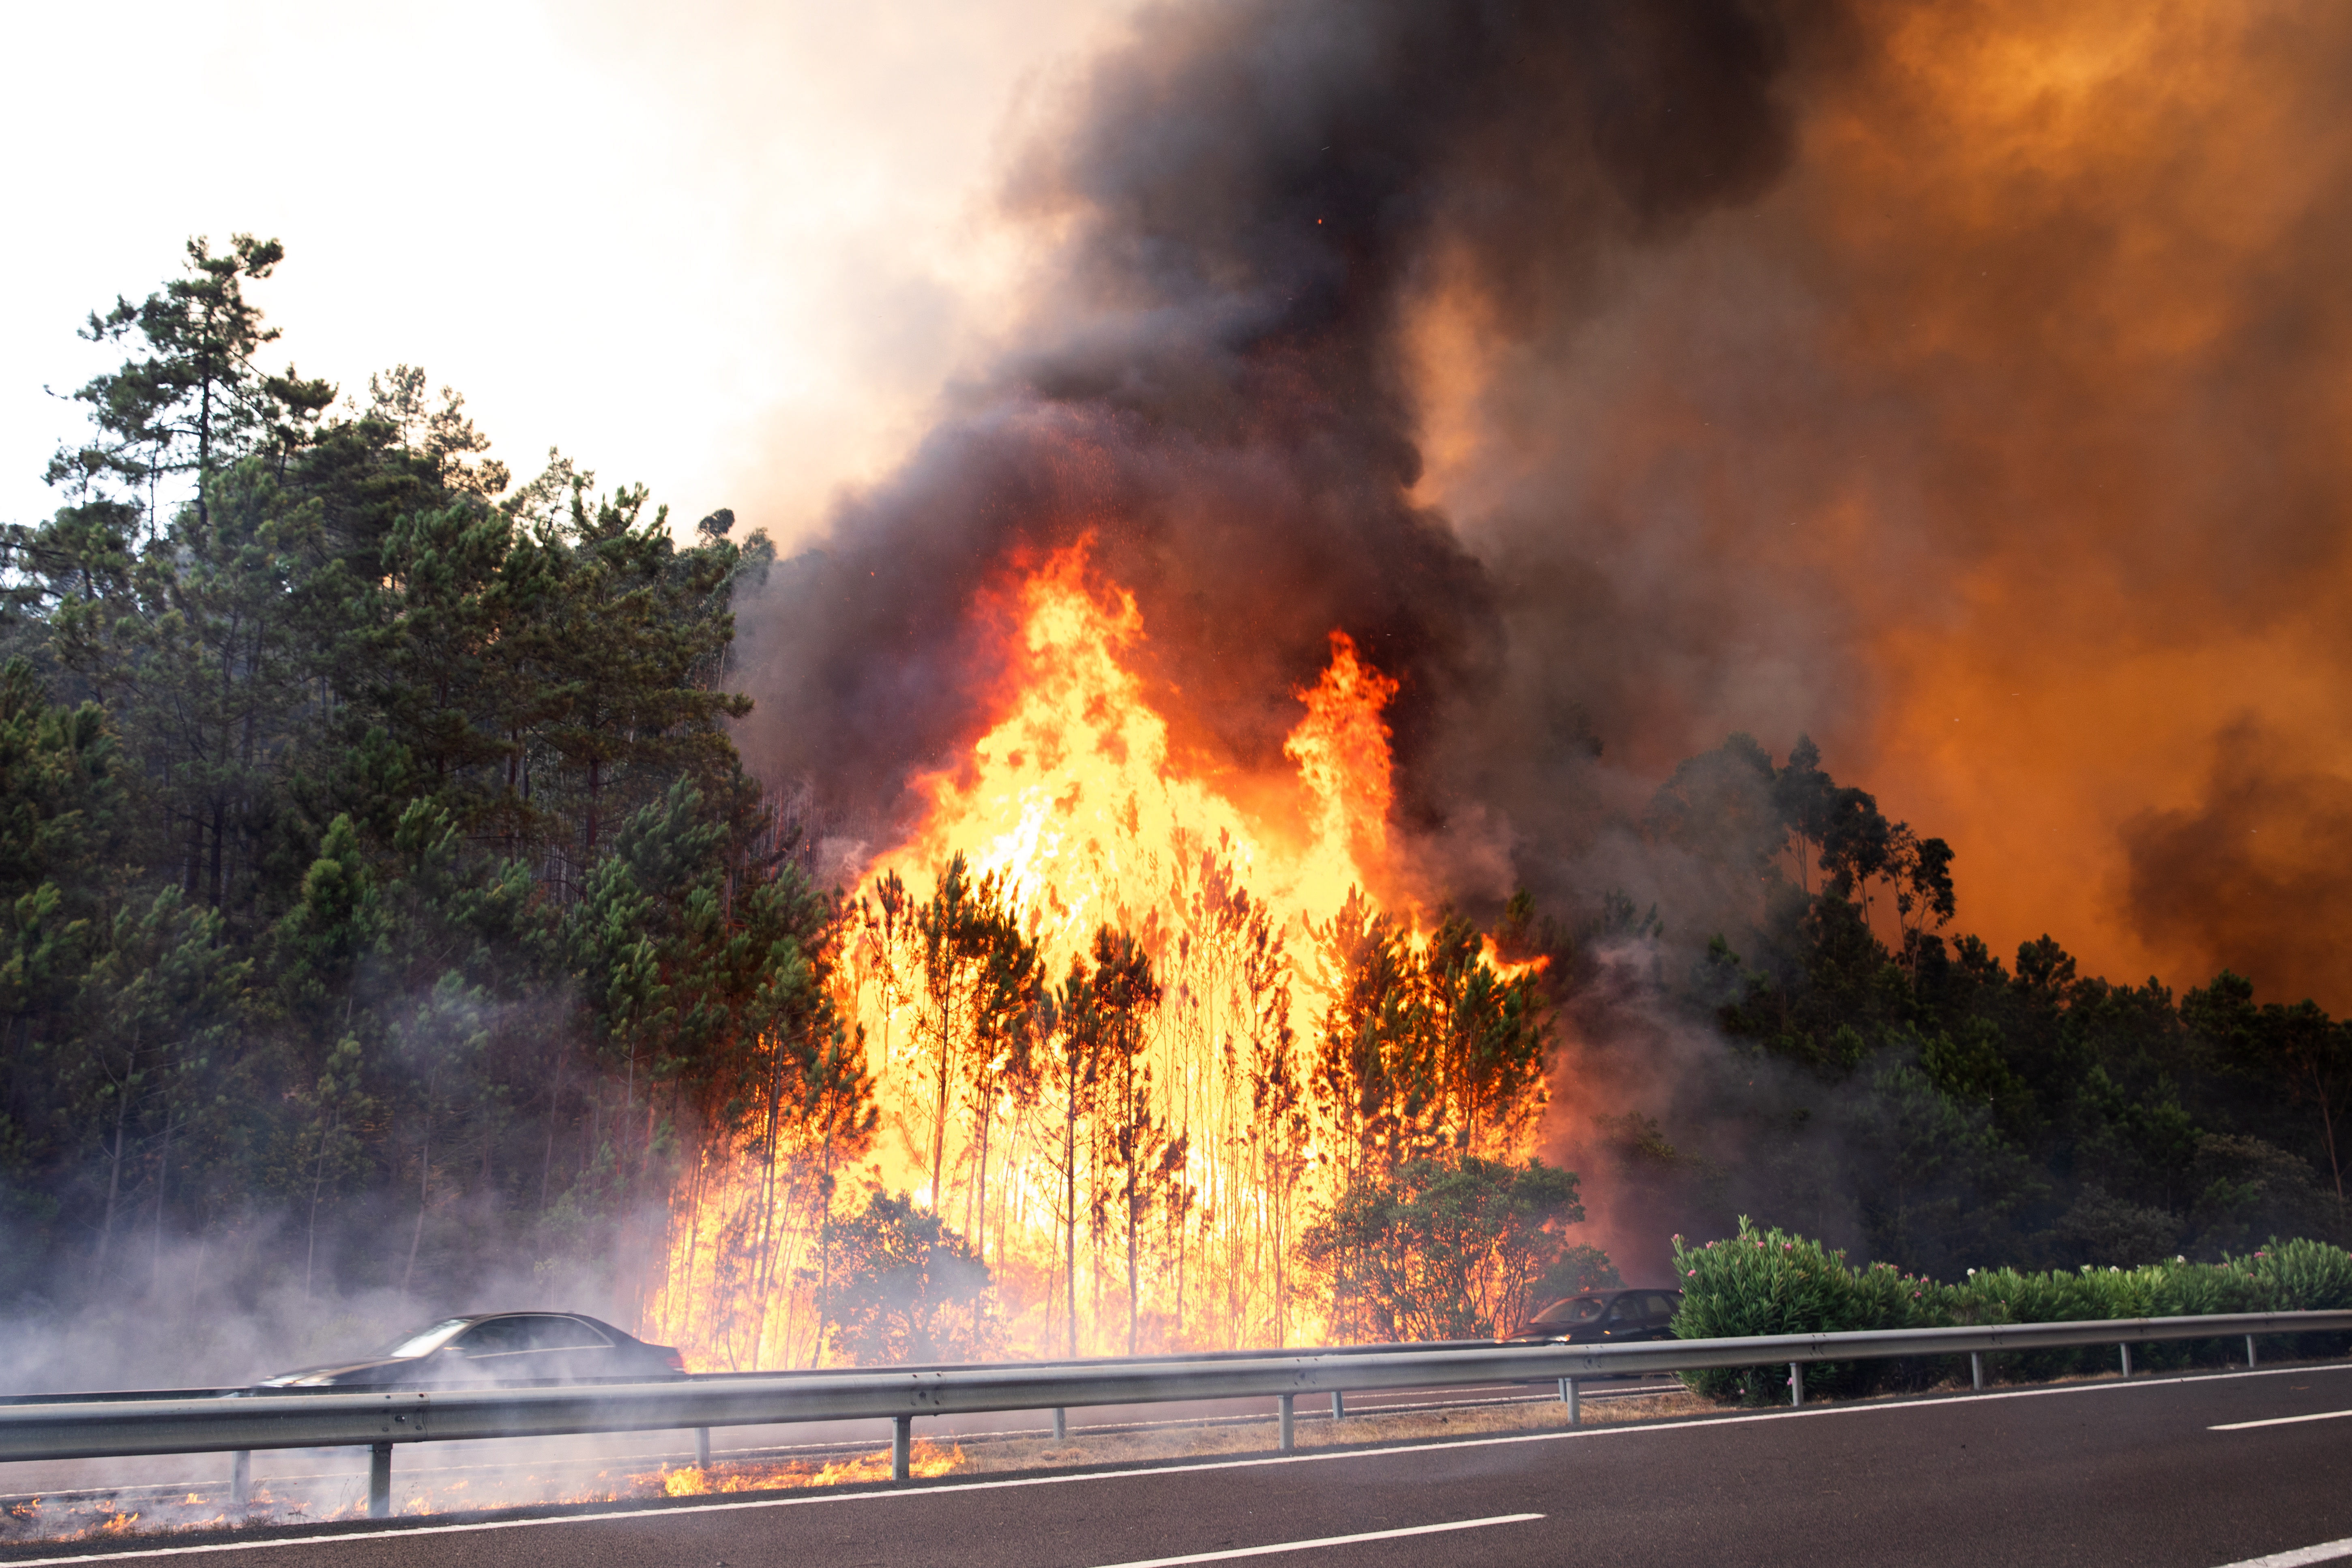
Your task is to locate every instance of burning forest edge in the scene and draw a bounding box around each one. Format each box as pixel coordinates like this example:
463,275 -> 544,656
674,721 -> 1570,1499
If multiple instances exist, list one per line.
4,0 -> 2352,1409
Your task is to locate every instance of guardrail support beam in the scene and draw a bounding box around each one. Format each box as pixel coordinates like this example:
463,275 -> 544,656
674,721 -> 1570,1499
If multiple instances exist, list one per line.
1561,1378 -> 1578,1426
367,1442 -> 391,1519
230,1449 -> 250,1510
891,1415 -> 911,1481
693,1427 -> 710,1468
2119,1343 -> 2133,1377
1051,1407 -> 1066,1441
1329,1390 -> 1343,1421
1970,1352 -> 1984,1392
2247,1334 -> 2258,1368
1277,1393 -> 1294,1451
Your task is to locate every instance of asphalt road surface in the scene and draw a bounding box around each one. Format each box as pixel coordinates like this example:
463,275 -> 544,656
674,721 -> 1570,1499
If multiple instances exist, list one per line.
7,1362 -> 2351,1568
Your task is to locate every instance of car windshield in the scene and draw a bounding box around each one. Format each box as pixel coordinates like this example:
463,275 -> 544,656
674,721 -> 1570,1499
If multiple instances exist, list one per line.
376,1319 -> 471,1358
1532,1296 -> 1609,1326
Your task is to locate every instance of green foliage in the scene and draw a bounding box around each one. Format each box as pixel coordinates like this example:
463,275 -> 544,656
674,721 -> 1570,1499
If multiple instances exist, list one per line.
0,235 -> 862,1313
819,1190 -> 996,1365
1672,1219 -> 1941,1402
1674,1221 -> 2352,1402
1301,1156 -> 1590,1341
1534,1243 -> 1621,1302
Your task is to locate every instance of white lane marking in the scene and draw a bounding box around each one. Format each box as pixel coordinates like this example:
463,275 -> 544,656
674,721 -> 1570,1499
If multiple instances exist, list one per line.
2211,1407 -> 2352,1432
12,1359 -> 2347,1565
1081,1513 -> 1542,1567
2210,1539 -> 2352,1566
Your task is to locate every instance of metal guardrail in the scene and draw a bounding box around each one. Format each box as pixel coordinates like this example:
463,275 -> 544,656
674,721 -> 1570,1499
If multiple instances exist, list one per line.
3,1310 -> 2345,1520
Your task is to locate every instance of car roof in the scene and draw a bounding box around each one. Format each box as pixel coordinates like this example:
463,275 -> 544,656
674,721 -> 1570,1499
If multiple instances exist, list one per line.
449,1311 -> 624,1332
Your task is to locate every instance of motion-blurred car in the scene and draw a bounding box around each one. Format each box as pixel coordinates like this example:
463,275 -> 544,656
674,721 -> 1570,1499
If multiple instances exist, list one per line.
1507,1288 -> 1683,1344
252,1312 -> 685,1388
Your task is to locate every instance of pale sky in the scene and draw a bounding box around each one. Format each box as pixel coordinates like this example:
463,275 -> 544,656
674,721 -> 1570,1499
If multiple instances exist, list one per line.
1,0 -> 1122,545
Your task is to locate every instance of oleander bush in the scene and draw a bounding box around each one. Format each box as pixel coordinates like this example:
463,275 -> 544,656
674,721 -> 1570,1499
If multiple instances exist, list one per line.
1672,1221 -> 2352,1403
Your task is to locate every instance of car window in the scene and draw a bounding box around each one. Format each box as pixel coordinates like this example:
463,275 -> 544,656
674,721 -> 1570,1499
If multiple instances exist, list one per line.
453,1318 -> 535,1356
1644,1293 -> 1676,1321
1532,1296 -> 1607,1326
521,1316 -> 612,1351
1604,1297 -> 1633,1323
378,1319 -> 470,1358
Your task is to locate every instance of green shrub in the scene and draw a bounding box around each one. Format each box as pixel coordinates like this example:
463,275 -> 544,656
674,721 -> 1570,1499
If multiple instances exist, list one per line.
1670,1218 -> 1946,1403
1672,1224 -> 2352,1400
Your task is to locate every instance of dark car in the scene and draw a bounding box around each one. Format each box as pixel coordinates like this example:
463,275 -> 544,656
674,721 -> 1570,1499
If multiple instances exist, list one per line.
252,1311 -> 686,1389
1507,1288 -> 1684,1344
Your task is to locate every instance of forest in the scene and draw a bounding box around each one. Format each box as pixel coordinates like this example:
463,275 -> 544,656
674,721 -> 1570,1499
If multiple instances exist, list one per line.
0,238 -> 2343,1378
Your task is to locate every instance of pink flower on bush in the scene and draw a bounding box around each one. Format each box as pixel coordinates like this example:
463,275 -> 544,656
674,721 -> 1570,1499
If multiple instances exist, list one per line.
1688,1269 -> 1697,1277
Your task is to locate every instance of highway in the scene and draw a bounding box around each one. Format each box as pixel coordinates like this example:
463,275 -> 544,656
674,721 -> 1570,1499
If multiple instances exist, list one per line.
3,1363 -> 2348,1566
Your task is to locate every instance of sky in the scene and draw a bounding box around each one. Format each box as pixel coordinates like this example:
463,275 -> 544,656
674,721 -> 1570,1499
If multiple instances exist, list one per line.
0,0 -> 1117,546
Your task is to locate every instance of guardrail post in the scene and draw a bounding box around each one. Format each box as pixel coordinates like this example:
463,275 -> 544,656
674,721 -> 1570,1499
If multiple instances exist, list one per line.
230,1450 -> 250,1510
891,1415 -> 912,1481
1052,1407 -> 1067,1441
1277,1393 -> 1295,1451
2247,1334 -> 2258,1368
2119,1343 -> 2133,1377
1790,1362 -> 1804,1407
367,1442 -> 392,1519
1970,1352 -> 1984,1392
1329,1390 -> 1344,1421
1561,1377 -> 1579,1426
693,1427 -> 710,1468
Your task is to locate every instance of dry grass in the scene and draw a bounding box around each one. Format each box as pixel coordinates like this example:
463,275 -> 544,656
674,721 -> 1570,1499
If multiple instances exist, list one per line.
952,1388 -> 1722,1474
633,1384 -> 1718,1502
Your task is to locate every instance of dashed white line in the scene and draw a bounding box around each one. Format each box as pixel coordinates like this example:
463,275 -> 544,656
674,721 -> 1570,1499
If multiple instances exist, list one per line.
1082,1513 -> 1543,1567
2210,1538 -> 2352,1567
2210,1408 -> 2352,1432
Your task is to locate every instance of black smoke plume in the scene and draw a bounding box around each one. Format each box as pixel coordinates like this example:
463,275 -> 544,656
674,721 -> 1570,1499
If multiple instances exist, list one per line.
731,0 -> 1828,868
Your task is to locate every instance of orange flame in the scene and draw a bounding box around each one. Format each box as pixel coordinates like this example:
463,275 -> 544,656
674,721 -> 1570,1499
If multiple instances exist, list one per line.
652,542 -> 1421,1364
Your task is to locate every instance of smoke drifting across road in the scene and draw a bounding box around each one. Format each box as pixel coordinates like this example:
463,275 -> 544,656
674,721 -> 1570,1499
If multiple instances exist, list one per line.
734,0 -> 2352,1006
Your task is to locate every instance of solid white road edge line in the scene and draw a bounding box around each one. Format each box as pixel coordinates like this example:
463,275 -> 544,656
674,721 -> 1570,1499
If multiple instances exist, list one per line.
1081,1513 -> 1543,1568
2210,1538 -> 2352,1567
9,1358 -> 2346,1566
2210,1408 -> 2352,1431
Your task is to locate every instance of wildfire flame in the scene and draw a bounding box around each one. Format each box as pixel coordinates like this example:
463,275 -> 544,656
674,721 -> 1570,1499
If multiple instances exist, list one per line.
653,543 -> 1423,1365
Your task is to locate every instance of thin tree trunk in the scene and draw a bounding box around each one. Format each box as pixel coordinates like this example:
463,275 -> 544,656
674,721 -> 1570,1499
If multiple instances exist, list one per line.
1064,1064 -> 1078,1358
929,974 -> 955,1213
402,1107 -> 432,1297
306,1113 -> 335,1299
540,1049 -> 567,1212
97,1073 -> 131,1276
150,1115 -> 173,1294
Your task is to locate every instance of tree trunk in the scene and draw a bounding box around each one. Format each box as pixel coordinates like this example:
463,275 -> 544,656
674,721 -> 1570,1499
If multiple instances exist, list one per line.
306,1113 -> 335,1299
929,973 -> 955,1213
150,1115 -> 173,1294
97,1073 -> 131,1278
1064,1063 -> 1078,1358
402,1108 -> 432,1297
207,800 -> 226,908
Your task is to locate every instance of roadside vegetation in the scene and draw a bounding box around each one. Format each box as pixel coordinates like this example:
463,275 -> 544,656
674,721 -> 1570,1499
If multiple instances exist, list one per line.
1672,1220 -> 2352,1403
